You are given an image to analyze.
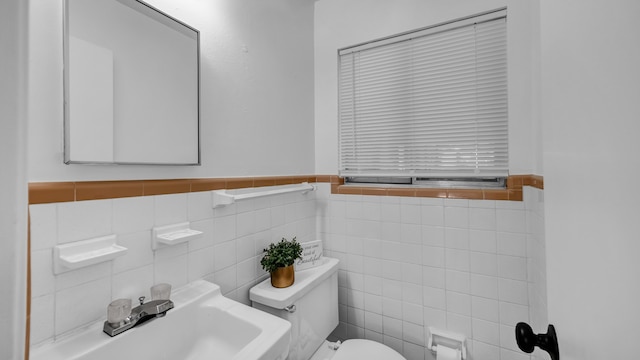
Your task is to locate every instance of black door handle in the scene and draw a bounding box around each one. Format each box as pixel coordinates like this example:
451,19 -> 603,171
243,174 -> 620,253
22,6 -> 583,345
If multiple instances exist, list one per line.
515,322 -> 559,360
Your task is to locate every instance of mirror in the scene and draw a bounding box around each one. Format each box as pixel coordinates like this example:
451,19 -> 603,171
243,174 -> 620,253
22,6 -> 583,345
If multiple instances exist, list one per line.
64,0 -> 200,165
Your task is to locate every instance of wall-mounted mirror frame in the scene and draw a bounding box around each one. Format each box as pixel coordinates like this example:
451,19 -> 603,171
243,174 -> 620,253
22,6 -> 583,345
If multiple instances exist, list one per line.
63,0 -> 201,165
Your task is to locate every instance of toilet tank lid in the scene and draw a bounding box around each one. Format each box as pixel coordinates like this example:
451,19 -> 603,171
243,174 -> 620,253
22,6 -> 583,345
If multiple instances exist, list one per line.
250,257 -> 339,309
333,339 -> 406,360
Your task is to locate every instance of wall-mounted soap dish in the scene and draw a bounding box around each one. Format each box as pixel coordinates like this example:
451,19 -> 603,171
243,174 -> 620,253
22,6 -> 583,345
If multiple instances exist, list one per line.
152,222 -> 203,250
53,234 -> 127,274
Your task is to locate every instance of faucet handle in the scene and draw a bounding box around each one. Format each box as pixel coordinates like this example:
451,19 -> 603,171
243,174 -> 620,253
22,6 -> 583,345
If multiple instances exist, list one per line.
138,296 -> 145,305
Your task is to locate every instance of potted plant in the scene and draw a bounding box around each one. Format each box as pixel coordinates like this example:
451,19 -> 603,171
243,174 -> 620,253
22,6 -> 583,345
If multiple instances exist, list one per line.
260,237 -> 303,288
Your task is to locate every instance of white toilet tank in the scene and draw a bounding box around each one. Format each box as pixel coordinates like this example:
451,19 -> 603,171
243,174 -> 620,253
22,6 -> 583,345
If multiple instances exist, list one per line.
250,257 -> 339,360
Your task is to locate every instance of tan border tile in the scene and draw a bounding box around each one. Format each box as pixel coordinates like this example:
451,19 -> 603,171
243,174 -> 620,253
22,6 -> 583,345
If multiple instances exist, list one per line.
337,186 -> 363,195
143,179 -> 191,196
76,181 -> 143,201
253,177 -> 276,187
508,189 -> 523,201
447,189 -> 484,199
315,175 -> 333,183
361,187 -> 389,196
483,189 -> 510,200
225,178 -> 254,189
525,175 -> 544,189
29,182 -> 75,204
190,178 -> 226,192
415,188 -> 448,198
272,176 -> 294,185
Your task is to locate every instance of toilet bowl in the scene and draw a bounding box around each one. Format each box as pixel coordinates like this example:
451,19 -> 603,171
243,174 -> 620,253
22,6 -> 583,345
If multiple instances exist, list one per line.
249,257 -> 406,360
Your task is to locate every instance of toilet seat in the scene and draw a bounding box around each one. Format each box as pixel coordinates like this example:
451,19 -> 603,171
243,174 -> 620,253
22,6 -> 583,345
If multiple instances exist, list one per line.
333,339 -> 406,360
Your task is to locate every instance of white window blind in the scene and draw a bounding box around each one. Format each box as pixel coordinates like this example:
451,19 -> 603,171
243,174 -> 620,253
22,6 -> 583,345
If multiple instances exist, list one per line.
339,10 -> 508,178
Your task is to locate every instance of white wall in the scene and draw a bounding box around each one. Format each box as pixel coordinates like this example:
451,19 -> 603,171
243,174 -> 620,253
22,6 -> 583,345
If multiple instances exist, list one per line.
28,0 -> 315,182
0,0 -> 28,358
540,0 -> 640,359
313,0 -> 542,176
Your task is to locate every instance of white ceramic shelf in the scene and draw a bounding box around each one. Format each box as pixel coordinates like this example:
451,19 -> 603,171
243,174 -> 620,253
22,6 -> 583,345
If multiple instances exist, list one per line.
53,235 -> 127,274
152,222 -> 203,250
212,182 -> 316,208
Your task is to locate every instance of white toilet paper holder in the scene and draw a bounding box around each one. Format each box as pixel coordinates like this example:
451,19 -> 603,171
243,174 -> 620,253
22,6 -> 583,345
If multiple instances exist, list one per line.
427,327 -> 467,360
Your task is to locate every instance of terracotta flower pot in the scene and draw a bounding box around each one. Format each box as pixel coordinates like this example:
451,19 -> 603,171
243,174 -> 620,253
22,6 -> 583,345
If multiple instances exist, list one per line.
270,265 -> 295,288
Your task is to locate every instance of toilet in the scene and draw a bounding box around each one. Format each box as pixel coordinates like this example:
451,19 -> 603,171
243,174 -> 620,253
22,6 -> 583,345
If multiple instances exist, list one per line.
250,257 -> 406,360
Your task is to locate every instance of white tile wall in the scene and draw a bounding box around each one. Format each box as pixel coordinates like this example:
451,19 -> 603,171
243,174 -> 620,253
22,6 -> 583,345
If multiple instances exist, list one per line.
29,188 -> 317,346
317,183 -> 544,360
29,183 -> 547,360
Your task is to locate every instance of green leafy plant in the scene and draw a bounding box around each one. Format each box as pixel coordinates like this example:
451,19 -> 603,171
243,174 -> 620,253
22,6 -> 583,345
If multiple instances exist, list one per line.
260,237 -> 303,273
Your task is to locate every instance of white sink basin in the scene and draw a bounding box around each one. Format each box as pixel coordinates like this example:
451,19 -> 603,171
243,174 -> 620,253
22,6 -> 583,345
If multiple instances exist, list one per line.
31,280 -> 291,360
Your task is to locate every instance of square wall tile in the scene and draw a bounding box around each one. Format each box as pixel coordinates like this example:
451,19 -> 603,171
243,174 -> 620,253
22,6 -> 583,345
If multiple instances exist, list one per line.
214,265 -> 237,295
112,196 -> 154,234
364,292 -> 383,313
472,318 -> 500,346
421,206 -> 444,226
187,191 -> 214,221
31,249 -> 55,297
213,215 -> 236,244
188,246 -> 216,283
498,278 -> 529,305
423,307 -> 447,330
55,277 -> 111,336
154,254 -> 188,288
445,270 -> 470,293
470,252 -> 498,276
470,274 -> 499,300
154,194 -> 188,226
29,203 -> 57,251
469,207 -> 496,231
112,230 -> 153,274
422,225 -> 445,247
58,200 -> 112,244
446,313 -> 472,339
214,240 -> 236,271
423,286 -> 446,310
445,228 -> 469,250
30,294 -> 55,345
403,321 -> 425,345
498,255 -> 528,281
445,248 -> 470,272
469,230 -> 497,253
471,296 -> 500,322
365,311 -> 383,333
445,206 -> 469,228
112,265 -> 154,300
498,232 -> 527,257
446,291 -> 471,316
56,262 -> 111,291
423,266 -> 445,289
383,316 -> 403,339
496,209 -> 526,233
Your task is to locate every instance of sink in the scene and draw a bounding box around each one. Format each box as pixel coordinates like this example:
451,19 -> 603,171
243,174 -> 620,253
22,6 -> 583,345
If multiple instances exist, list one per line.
30,280 -> 291,360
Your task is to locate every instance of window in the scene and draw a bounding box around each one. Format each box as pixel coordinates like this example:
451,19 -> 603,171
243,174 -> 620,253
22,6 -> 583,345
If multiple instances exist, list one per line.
338,9 -> 508,185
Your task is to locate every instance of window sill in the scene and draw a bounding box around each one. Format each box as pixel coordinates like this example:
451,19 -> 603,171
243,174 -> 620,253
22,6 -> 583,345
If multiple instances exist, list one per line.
327,175 -> 543,201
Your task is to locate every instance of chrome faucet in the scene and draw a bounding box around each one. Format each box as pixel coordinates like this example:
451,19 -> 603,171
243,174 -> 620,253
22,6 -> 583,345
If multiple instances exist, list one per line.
103,296 -> 174,337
